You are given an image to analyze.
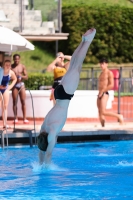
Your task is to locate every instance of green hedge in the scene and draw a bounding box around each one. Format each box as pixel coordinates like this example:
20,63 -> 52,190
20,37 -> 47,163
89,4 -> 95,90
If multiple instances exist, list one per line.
24,74 -> 133,93
24,73 -> 53,90
114,92 -> 133,96
60,5 -> 133,63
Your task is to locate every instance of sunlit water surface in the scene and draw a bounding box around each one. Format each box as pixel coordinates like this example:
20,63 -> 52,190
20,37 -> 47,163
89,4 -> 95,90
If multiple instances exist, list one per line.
0,140 -> 133,200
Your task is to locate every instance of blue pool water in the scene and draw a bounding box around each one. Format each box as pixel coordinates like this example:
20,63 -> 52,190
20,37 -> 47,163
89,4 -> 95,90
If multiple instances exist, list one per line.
0,140 -> 133,200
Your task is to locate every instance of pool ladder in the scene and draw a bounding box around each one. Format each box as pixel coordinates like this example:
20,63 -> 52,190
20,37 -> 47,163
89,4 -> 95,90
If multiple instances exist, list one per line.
13,87 -> 37,147
0,87 -> 37,148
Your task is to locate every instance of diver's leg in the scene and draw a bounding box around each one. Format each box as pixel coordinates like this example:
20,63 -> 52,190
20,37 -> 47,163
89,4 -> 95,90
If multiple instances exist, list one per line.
61,28 -> 96,94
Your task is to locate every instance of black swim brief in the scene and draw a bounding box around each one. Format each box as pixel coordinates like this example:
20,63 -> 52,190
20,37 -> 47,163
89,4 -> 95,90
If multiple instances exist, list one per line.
99,91 -> 109,99
105,91 -> 109,95
54,84 -> 74,100
37,132 -> 48,151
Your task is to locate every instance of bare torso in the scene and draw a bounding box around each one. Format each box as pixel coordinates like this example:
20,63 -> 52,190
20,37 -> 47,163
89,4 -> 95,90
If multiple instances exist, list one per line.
11,64 -> 25,76
98,69 -> 112,92
40,100 -> 70,136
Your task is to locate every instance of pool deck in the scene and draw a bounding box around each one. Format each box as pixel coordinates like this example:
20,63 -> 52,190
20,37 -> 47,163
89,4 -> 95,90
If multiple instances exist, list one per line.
0,120 -> 133,146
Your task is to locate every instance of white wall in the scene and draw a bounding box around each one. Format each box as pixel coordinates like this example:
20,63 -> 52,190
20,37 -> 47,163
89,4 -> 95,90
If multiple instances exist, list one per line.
3,90 -> 114,119
67,90 -> 114,118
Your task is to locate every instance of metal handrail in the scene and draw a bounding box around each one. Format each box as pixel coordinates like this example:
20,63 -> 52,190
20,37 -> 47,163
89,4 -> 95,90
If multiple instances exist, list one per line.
13,85 -> 36,145
26,88 -> 36,145
0,91 -> 8,147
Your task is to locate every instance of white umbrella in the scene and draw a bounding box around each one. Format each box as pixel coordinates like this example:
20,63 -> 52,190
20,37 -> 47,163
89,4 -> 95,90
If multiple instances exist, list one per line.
0,25 -> 34,52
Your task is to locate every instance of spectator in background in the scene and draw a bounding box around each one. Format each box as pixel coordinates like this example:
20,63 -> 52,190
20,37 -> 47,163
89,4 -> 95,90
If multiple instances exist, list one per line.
47,52 -> 71,105
97,58 -> 124,127
0,60 -> 16,128
11,54 -> 29,124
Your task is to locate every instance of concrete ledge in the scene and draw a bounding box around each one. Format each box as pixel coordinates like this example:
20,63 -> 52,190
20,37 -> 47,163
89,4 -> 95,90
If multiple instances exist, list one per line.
0,129 -> 133,147
110,134 -> 133,140
1,122 -> 133,147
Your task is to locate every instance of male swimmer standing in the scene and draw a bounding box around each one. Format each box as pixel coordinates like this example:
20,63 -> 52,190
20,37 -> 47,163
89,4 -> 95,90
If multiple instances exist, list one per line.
11,54 -> 29,124
97,58 -> 124,127
37,28 -> 96,165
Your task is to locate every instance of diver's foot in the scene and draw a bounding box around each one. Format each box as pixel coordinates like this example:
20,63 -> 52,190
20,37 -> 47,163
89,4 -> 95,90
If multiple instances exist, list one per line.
82,28 -> 96,42
118,114 -> 124,125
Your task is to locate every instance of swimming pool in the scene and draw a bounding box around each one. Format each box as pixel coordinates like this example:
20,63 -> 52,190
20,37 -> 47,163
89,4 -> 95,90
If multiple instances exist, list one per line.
0,140 -> 133,200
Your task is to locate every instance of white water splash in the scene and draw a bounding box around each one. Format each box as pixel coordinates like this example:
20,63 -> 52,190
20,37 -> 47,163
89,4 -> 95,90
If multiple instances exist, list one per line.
118,161 -> 133,167
31,162 -> 68,173
96,153 -> 123,157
